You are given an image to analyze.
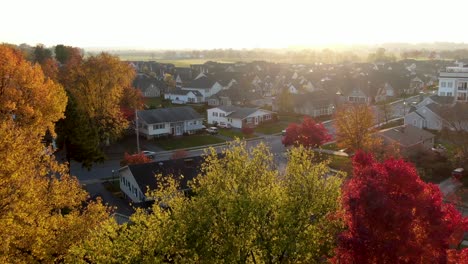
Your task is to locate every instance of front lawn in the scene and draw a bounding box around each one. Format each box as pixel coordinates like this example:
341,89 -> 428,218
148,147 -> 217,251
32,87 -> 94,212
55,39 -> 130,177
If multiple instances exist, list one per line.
319,153 -> 352,174
255,122 -> 288,135
144,97 -> 173,108
218,129 -> 253,139
155,135 -> 226,150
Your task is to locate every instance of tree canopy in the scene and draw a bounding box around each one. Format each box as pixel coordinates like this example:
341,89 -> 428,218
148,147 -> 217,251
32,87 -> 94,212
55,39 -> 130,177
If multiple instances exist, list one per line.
333,152 -> 468,263
282,117 -> 331,148
67,142 -> 345,263
0,45 -> 109,263
334,104 -> 379,152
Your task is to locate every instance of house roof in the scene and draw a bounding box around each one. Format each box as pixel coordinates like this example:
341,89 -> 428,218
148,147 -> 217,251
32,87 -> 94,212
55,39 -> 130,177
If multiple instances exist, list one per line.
126,156 -> 209,194
186,75 -> 217,89
378,124 -> 434,147
427,102 -> 468,122
138,107 -> 203,124
214,105 -> 272,119
429,95 -> 455,105
133,75 -> 167,93
167,88 -> 203,97
291,91 -> 334,109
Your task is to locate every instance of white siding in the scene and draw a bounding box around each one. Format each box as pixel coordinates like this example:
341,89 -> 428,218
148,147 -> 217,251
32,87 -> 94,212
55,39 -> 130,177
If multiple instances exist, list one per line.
207,108 -> 229,125
119,167 -> 145,203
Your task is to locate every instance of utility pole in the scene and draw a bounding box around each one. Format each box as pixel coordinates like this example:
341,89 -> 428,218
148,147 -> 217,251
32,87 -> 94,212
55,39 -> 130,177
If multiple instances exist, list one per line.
135,109 -> 140,153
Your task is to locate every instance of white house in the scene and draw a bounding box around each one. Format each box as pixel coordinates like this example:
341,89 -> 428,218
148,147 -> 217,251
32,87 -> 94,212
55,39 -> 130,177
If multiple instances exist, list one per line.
164,89 -> 203,104
119,156 -> 206,203
207,106 -> 276,129
182,74 -> 223,102
347,89 -> 370,104
137,107 -> 204,138
438,63 -> 468,102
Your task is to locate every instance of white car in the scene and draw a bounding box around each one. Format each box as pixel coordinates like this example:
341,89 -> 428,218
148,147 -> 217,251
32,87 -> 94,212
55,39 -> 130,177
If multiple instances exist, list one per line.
206,127 -> 219,134
142,150 -> 156,159
218,122 -> 232,128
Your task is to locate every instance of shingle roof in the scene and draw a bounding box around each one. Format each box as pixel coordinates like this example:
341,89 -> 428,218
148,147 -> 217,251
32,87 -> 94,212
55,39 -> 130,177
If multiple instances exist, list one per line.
427,102 -> 468,121
215,105 -> 271,119
378,125 -> 434,147
429,95 -> 455,105
127,156 -> 206,193
186,75 -> 217,89
138,107 -> 203,124
167,88 -> 203,96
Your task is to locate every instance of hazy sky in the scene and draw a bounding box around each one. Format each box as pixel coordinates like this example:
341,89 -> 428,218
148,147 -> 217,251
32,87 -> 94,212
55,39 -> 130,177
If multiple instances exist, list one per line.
2,0 -> 467,49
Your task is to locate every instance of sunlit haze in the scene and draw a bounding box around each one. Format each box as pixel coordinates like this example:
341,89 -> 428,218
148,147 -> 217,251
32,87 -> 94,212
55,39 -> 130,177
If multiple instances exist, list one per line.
2,0 -> 468,49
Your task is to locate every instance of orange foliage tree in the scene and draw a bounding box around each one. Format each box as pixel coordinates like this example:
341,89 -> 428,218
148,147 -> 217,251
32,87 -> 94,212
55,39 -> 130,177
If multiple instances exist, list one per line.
0,45 -> 109,262
121,152 -> 152,166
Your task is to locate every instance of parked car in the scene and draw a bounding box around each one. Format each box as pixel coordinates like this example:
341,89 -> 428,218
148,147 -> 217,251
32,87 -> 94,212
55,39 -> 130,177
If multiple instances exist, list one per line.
452,168 -> 465,180
281,129 -> 286,136
206,127 -> 219,135
218,122 -> 232,129
142,150 -> 156,159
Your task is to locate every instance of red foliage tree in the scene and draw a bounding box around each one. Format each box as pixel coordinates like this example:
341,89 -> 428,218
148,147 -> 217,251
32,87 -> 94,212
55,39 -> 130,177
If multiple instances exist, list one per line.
333,152 -> 468,263
282,117 -> 331,148
121,152 -> 151,166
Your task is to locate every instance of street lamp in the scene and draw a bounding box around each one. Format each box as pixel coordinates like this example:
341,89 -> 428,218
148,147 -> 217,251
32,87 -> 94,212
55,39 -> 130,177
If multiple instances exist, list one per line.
403,100 -> 407,116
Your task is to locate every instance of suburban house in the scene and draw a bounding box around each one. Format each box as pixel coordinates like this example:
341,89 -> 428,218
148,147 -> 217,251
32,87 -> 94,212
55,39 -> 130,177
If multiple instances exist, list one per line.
406,76 -> 424,94
375,83 -> 395,103
404,102 -> 468,131
119,156 -> 207,203
416,94 -> 454,109
346,89 -> 371,104
137,107 -> 204,138
377,125 -> 435,155
182,73 -> 223,102
404,103 -> 444,131
164,88 -> 203,104
133,74 -> 167,98
290,92 -> 335,117
437,63 -> 468,102
207,106 -> 276,128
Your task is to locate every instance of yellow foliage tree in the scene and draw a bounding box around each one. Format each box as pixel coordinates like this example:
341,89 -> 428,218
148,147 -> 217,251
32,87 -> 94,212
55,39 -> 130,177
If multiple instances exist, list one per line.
66,53 -> 135,144
67,142 -> 344,263
0,45 -> 110,263
334,104 -> 379,152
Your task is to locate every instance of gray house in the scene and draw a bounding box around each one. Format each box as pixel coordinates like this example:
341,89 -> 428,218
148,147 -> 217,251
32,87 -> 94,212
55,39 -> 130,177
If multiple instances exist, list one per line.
137,107 -> 204,138
377,125 -> 435,155
404,103 -> 444,131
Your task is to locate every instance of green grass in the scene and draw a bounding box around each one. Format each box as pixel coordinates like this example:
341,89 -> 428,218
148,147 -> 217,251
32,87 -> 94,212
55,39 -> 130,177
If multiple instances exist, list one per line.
278,114 -> 304,123
218,129 -> 253,139
143,97 -> 173,108
255,122 -> 288,135
155,135 -> 225,150
319,153 -> 352,174
321,143 -> 341,151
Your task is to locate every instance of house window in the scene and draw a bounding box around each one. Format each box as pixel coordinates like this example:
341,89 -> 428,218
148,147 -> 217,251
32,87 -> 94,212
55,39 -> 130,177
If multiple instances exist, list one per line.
188,98 -> 195,103
447,92 -> 453,96
412,120 -> 417,126
153,124 -> 165,130
441,82 -> 446,88
212,112 -> 218,117
220,113 -> 225,117
265,114 -> 271,120
447,82 -> 453,88
458,82 -> 468,90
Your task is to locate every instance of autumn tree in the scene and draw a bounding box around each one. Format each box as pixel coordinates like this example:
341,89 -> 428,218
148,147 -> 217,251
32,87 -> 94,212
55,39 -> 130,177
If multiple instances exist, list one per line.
58,53 -> 135,167
164,73 -> 176,89
282,116 -> 331,148
121,152 -> 152,166
67,142 -> 345,263
0,45 -> 109,262
0,45 -> 67,137
277,87 -> 293,113
335,104 -> 379,152
333,152 -> 468,263
33,43 -> 52,64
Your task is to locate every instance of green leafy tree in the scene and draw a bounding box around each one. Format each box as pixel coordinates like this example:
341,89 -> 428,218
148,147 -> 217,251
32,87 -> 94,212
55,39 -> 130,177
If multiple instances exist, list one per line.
67,142 -> 344,263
